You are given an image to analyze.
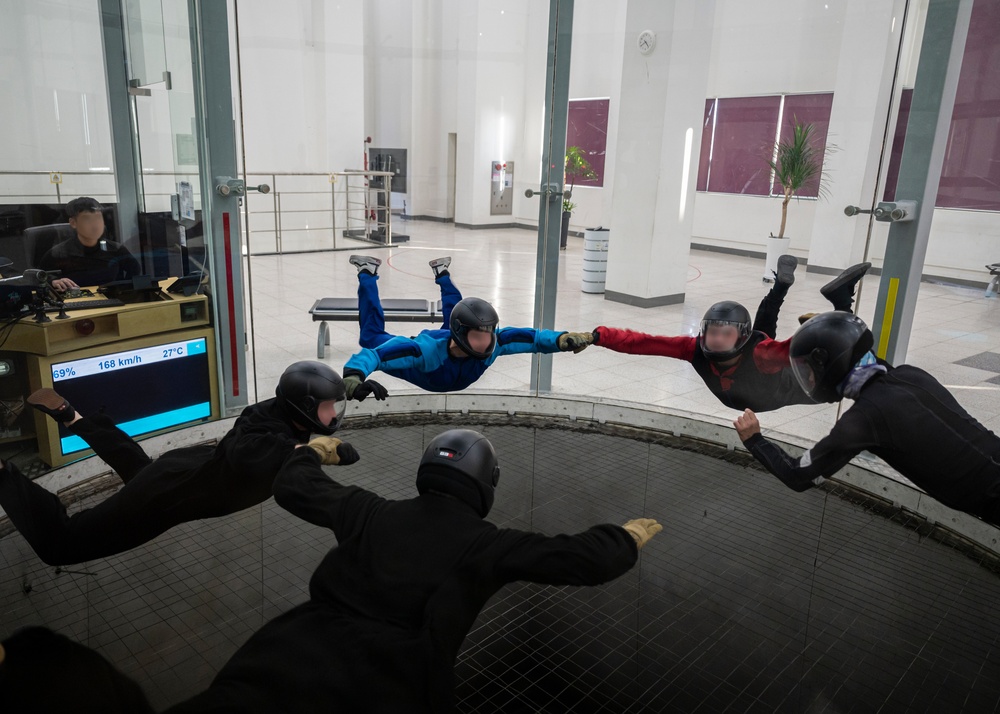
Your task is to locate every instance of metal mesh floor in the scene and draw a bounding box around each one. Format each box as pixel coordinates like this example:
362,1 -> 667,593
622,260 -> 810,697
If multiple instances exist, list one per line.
2,422 -> 999,712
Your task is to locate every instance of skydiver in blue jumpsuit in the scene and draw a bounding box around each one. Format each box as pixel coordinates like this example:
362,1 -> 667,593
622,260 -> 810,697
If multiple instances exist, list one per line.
341,255 -> 593,400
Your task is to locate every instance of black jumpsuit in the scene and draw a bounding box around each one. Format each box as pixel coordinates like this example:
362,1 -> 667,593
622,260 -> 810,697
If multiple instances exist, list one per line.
0,398 -> 309,566
165,448 -> 640,714
743,364 -> 1000,525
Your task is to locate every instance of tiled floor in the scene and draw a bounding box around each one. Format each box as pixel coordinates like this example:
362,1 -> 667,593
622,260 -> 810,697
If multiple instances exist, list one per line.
244,219 -> 1000,446
3,423 -> 999,712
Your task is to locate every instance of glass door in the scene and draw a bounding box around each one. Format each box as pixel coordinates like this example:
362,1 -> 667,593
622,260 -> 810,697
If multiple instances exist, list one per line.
118,0 -> 250,412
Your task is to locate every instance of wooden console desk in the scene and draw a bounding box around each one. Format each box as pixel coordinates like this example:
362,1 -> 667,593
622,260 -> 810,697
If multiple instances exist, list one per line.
0,279 -> 216,466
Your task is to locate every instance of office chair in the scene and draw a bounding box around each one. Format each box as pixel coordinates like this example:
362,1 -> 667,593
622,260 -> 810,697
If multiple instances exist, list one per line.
22,223 -> 77,268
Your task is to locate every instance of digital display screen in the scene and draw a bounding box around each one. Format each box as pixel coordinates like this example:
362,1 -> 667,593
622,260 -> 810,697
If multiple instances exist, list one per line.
50,337 -> 212,455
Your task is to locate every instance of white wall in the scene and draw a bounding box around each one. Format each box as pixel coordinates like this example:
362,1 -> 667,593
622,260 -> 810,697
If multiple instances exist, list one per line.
235,0 -> 365,251
362,0 -> 544,225
0,0 -> 116,201
408,1 -> 459,219
238,0 -> 364,174
454,1 -> 538,226
706,1 -> 845,97
692,193 -> 820,254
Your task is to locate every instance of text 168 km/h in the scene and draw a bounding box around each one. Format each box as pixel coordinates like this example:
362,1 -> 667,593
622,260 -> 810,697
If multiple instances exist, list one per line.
99,354 -> 143,370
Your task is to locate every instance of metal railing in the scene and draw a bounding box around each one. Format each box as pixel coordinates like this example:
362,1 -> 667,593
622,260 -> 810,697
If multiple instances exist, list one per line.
0,169 -> 399,256
243,170 -> 397,255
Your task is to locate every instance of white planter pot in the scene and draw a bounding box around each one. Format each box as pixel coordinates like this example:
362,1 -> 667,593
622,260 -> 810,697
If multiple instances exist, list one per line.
763,236 -> 791,281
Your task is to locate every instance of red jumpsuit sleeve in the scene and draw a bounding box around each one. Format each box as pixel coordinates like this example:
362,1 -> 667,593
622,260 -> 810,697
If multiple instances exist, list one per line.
594,326 -> 697,361
751,337 -> 792,374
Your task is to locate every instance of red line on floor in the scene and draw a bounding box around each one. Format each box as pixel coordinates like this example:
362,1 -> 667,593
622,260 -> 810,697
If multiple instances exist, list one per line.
383,249 -> 437,280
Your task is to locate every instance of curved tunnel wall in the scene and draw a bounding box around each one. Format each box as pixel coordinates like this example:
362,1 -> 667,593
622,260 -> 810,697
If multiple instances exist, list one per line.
1,396 -> 999,711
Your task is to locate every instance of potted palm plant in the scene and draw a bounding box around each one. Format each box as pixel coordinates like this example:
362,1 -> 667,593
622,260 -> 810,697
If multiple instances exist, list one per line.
764,120 -> 827,280
561,145 -> 598,249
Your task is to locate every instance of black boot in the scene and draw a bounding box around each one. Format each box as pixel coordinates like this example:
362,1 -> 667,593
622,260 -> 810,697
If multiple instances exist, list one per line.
769,254 -> 798,298
27,388 -> 76,423
821,262 -> 872,311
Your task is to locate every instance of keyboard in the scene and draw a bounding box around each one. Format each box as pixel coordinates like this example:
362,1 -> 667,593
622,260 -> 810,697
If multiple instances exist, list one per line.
56,298 -> 126,310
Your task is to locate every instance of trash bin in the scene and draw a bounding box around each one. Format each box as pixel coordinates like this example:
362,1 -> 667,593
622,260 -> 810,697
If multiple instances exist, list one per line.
582,227 -> 610,294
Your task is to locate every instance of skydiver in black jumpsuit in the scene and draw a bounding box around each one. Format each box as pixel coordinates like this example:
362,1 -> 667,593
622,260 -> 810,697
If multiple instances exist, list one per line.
0,626 -> 153,713
0,361 -> 360,566
165,428 -> 662,714
733,311 -> 1000,526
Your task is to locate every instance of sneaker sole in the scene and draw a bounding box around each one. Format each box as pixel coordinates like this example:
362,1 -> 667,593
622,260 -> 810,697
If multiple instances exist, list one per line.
27,388 -> 70,417
349,255 -> 382,267
776,255 -> 798,285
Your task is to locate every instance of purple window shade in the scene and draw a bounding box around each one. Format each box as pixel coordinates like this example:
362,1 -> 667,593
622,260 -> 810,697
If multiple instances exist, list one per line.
775,93 -> 834,198
706,96 -> 781,195
936,0 -> 1000,210
883,89 -> 913,202
884,0 -> 1000,210
696,99 -> 715,192
566,99 -> 610,188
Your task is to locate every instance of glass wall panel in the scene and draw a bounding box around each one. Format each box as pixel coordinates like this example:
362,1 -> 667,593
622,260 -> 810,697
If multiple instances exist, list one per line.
3,0 -> 999,709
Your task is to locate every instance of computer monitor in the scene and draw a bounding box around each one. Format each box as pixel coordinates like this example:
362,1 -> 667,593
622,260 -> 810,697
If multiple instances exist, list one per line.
30,328 -> 218,464
0,284 -> 38,318
98,275 -> 162,303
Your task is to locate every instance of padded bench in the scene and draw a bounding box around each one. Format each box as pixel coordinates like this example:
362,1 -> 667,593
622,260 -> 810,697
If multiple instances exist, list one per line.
309,297 -> 444,358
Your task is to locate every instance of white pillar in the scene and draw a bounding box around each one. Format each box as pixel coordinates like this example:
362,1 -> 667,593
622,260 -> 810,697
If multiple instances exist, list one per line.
603,0 -> 715,307
807,0 -> 909,273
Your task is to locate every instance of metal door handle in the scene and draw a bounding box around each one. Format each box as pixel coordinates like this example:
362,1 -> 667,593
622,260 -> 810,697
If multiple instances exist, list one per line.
844,205 -> 874,217
525,187 -> 572,200
216,178 -> 270,196
845,200 -> 917,222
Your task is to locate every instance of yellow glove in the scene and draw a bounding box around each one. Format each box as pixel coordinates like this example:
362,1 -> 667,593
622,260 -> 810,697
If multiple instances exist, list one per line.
558,331 -> 594,353
622,518 -> 662,549
307,437 -> 352,465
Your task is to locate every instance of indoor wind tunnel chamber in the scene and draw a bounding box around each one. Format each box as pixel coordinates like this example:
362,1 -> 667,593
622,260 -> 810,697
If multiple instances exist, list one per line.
1,392 -> 999,712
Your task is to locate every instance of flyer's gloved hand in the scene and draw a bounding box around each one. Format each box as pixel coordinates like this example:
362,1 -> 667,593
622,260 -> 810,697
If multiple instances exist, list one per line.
307,437 -> 360,465
558,331 -> 594,353
622,518 -> 662,549
343,374 -> 389,401
334,441 -> 360,465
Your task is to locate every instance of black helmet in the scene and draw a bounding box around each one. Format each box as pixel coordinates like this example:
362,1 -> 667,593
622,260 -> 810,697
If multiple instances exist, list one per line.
789,311 -> 874,403
416,429 -> 500,517
449,297 -> 499,359
698,301 -> 752,361
275,361 -> 347,435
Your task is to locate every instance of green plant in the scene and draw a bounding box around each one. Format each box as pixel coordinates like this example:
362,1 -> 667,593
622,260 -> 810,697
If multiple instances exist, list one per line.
563,145 -> 597,214
768,120 -> 828,239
